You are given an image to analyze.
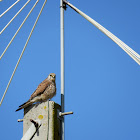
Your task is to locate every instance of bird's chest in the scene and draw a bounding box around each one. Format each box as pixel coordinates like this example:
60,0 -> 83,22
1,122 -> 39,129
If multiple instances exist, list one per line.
44,83 -> 56,97
40,81 -> 56,101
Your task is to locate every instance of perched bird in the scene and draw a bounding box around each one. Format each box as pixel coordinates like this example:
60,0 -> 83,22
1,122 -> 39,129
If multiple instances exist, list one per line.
16,73 -> 56,112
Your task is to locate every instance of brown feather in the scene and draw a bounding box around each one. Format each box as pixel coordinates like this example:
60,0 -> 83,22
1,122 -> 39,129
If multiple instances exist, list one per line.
18,99 -> 30,107
16,73 -> 56,112
30,80 -> 52,99
16,101 -> 33,112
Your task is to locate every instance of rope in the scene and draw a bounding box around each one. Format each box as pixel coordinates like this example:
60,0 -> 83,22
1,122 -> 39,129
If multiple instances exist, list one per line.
0,0 -> 48,106
64,0 -> 140,65
0,0 -> 39,60
0,0 -> 20,18
0,0 -> 31,35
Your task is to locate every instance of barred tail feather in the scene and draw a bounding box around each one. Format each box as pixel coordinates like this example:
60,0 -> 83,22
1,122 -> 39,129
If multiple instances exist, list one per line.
15,101 -> 32,112
18,99 -> 30,107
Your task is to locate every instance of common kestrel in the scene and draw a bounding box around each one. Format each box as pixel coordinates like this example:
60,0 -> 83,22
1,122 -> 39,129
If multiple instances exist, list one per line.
16,73 -> 56,111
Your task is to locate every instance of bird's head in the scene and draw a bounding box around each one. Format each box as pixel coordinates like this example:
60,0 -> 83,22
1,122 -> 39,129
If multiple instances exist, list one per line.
48,73 -> 56,81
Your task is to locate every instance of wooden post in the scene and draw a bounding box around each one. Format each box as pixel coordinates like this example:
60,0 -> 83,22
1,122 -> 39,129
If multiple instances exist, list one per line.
23,101 -> 61,140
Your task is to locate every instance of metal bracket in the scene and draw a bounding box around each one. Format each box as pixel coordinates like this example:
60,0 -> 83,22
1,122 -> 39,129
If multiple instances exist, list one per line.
21,119 -> 41,140
58,110 -> 73,120
60,0 -> 67,10
59,111 -> 73,116
17,119 -> 23,122
30,119 -> 39,128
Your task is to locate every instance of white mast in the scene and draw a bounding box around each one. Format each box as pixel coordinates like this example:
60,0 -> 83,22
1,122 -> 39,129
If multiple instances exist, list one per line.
60,0 -> 65,140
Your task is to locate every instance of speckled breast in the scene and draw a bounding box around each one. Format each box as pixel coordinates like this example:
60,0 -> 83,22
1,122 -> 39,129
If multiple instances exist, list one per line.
44,82 -> 56,99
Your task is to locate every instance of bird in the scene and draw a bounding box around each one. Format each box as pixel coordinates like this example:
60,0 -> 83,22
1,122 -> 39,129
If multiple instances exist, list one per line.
16,73 -> 56,112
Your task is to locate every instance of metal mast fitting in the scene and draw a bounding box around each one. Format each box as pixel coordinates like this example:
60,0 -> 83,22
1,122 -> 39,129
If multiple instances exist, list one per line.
59,111 -> 73,117
21,119 -> 42,140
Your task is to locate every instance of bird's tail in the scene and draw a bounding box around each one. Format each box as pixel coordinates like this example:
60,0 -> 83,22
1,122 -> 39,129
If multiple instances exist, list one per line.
15,100 -> 33,112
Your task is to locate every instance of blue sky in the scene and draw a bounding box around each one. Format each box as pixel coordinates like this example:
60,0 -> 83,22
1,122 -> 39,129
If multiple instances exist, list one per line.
0,0 -> 140,139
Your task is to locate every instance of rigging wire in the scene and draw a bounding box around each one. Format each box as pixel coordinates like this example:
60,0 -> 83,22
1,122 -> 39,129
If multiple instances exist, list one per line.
0,0 -> 39,60
0,0 -> 48,106
63,0 -> 140,65
0,0 -> 20,18
0,0 -> 31,35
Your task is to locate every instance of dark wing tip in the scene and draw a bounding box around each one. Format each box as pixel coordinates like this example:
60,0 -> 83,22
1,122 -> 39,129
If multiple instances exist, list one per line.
15,107 -> 22,112
18,100 -> 30,107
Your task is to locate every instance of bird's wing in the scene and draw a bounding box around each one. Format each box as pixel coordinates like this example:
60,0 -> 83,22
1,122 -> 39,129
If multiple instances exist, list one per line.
16,100 -> 32,112
30,79 -> 51,99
